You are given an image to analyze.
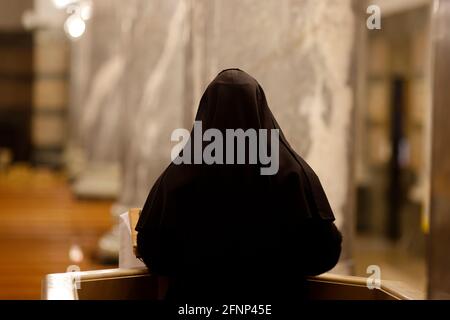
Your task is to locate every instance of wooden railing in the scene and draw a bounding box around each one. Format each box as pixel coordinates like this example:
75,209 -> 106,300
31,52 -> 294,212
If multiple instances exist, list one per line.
42,267 -> 422,300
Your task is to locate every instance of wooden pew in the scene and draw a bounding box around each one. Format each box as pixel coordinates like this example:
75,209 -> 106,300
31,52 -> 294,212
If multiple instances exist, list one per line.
42,267 -> 421,300
42,208 -> 422,300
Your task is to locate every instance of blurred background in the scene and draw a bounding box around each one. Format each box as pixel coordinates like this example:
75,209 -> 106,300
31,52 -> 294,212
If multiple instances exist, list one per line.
0,0 -> 449,300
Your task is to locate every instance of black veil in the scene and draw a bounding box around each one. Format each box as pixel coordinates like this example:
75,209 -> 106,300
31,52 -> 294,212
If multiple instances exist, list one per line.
136,69 -> 341,301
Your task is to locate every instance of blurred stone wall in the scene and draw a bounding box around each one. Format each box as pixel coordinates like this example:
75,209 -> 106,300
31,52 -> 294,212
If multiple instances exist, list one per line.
32,28 -> 69,167
69,0 -> 125,163
429,0 -> 450,299
70,0 -> 355,272
195,0 -> 355,232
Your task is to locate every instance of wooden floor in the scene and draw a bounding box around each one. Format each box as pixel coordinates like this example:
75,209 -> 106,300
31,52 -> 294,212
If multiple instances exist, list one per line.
0,165 -> 114,299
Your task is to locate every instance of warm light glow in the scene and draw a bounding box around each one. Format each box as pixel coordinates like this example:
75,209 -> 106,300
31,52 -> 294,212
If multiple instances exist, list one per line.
64,14 -> 86,39
80,1 -> 93,20
52,0 -> 76,9
69,244 -> 84,263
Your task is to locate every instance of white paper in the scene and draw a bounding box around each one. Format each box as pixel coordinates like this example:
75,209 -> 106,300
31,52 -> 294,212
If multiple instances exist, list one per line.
118,211 -> 146,269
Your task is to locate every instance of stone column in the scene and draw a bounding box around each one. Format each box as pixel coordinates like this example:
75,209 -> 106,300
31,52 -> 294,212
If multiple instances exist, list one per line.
68,0 -> 124,161
187,0 -> 356,273
116,0 -> 189,209
67,0 -> 125,198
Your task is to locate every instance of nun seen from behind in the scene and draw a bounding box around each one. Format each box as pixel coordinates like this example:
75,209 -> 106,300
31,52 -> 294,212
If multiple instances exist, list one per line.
136,69 -> 342,302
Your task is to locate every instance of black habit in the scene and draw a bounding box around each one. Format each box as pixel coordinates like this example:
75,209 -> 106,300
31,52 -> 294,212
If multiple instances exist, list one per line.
136,69 -> 342,302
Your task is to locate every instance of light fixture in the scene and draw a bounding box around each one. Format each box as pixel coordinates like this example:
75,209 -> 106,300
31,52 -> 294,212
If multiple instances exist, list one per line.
79,0 -> 93,20
62,1 -> 92,40
52,0 -> 77,10
64,13 -> 86,39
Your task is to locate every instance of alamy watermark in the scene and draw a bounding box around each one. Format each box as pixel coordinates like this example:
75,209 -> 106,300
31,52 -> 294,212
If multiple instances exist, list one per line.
367,4 -> 381,30
366,264 -> 381,289
171,121 -> 280,175
66,265 -> 81,290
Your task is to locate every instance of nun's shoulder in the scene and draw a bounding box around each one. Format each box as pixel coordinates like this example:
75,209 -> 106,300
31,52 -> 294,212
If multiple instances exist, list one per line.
275,144 -> 306,178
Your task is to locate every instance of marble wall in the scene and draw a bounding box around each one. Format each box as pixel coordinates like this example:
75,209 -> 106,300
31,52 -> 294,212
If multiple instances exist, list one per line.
70,0 -> 356,271
190,0 -> 355,271
69,0 -> 124,163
